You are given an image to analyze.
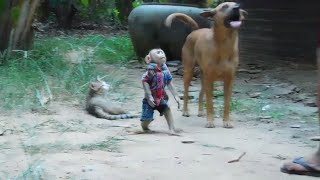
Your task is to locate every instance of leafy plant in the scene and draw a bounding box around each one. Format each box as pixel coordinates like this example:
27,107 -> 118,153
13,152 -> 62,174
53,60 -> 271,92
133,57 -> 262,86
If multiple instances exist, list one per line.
133,0 -> 143,8
0,34 -> 134,111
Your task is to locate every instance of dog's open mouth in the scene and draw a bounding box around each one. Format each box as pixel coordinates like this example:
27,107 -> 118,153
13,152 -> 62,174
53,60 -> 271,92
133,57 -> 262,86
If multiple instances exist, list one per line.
226,10 -> 242,28
230,21 -> 242,28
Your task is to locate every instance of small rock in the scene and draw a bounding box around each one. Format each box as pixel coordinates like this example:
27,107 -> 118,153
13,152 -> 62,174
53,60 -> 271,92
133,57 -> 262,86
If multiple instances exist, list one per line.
249,92 -> 261,98
290,125 -> 301,128
179,94 -> 194,100
294,87 -> 301,93
259,116 -> 272,120
272,155 -> 287,160
310,136 -> 320,141
188,86 -> 200,92
268,129 -> 273,131
166,60 -> 181,67
215,86 -> 224,91
263,120 -> 272,124
181,139 -> 195,144
262,105 -> 271,111
291,135 -> 300,139
238,69 -> 262,74
304,99 -> 317,107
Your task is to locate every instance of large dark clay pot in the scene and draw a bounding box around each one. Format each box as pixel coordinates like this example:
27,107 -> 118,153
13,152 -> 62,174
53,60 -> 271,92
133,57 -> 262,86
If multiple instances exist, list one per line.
128,3 -> 212,61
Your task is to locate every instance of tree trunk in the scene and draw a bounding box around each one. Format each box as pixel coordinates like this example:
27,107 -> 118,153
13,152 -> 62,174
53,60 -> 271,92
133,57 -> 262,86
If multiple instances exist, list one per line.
54,1 -> 77,29
0,0 -> 18,51
37,0 -> 51,22
13,0 -> 40,50
0,0 -> 39,57
115,0 -> 134,25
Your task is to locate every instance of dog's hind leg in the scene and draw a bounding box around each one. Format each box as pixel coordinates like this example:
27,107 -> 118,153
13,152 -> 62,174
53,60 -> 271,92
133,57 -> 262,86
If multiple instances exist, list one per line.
223,76 -> 235,128
198,70 -> 205,117
182,47 -> 195,117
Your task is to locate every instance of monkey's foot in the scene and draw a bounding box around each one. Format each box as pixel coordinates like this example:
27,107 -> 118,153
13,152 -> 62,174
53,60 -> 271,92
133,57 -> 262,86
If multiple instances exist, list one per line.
133,129 -> 155,134
168,130 -> 182,136
174,128 -> 184,133
142,128 -> 155,133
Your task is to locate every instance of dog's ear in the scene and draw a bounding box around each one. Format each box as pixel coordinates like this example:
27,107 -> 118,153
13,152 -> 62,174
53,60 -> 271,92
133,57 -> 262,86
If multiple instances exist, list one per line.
145,54 -> 151,64
200,9 -> 217,18
240,9 -> 248,16
240,9 -> 248,20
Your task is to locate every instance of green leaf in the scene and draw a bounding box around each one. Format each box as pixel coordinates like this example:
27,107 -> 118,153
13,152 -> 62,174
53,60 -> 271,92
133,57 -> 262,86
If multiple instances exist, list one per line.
49,0 -> 59,7
11,6 -> 21,26
80,0 -> 89,7
0,0 -> 5,15
132,0 -> 142,8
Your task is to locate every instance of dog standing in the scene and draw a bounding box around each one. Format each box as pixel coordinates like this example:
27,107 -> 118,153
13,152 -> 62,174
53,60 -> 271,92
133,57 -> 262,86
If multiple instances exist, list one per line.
165,2 -> 247,128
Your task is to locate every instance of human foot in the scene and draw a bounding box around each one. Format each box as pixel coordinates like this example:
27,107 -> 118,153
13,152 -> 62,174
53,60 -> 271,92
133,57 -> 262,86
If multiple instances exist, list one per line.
281,154 -> 320,177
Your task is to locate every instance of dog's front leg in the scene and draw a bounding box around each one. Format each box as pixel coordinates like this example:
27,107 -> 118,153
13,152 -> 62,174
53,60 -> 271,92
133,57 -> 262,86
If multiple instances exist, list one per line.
204,76 -> 215,128
223,76 -> 235,128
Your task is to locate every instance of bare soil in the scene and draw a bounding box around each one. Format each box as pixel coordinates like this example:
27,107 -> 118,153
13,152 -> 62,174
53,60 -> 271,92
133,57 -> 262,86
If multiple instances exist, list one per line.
0,58 -> 319,180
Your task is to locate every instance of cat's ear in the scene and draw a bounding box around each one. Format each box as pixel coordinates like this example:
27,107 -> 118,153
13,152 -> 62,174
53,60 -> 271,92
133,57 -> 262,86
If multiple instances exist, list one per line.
96,75 -> 102,82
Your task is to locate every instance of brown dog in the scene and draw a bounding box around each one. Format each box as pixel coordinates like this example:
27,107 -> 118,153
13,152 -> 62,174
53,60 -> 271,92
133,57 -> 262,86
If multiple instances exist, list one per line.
165,2 -> 247,128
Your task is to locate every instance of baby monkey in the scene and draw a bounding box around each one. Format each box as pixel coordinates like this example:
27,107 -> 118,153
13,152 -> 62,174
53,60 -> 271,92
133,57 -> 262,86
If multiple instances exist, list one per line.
140,48 -> 181,135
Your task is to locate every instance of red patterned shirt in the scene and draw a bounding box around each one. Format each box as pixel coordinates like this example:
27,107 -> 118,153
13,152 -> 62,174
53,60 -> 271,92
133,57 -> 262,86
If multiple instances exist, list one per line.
142,63 -> 172,106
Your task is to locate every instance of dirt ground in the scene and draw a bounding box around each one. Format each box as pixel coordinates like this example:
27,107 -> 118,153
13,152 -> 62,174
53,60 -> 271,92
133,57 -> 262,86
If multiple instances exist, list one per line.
0,58 -> 320,180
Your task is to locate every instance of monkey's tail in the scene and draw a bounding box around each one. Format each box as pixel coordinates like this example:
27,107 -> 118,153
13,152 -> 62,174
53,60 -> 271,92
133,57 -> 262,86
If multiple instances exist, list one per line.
164,13 -> 199,31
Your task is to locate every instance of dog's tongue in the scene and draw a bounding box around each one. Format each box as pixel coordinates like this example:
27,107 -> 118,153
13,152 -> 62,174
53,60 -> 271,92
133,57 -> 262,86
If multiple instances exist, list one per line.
230,21 -> 242,28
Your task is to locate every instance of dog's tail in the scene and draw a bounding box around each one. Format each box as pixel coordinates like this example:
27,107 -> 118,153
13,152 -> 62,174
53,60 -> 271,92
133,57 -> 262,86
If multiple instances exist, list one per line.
165,13 -> 199,31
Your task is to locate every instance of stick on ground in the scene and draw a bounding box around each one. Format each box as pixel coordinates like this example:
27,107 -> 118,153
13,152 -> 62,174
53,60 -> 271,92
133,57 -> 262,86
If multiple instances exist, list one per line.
228,152 -> 246,163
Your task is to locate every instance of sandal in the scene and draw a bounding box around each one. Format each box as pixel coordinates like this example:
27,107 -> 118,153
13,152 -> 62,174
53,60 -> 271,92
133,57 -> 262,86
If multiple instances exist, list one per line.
281,157 -> 320,177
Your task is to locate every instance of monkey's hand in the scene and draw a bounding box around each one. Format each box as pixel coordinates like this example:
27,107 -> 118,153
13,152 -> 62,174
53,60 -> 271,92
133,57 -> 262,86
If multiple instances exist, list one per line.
147,95 -> 156,107
143,82 -> 156,107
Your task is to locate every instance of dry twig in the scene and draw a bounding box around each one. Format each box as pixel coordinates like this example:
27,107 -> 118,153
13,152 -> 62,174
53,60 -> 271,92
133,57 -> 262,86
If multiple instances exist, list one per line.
228,152 -> 246,163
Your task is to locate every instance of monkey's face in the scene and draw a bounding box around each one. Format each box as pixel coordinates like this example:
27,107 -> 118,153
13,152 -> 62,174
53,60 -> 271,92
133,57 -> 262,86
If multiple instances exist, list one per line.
150,49 -> 167,65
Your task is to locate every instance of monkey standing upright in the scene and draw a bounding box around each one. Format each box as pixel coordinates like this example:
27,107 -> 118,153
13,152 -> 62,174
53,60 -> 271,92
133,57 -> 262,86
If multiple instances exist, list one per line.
140,48 -> 181,135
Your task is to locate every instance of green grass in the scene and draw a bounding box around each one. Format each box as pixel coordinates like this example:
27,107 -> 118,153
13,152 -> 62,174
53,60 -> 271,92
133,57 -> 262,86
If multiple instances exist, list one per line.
22,137 -> 122,155
0,34 -> 135,111
80,137 -> 123,152
14,160 -> 45,180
